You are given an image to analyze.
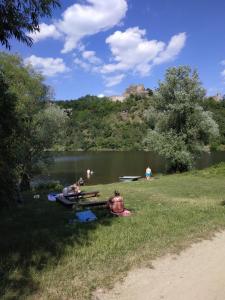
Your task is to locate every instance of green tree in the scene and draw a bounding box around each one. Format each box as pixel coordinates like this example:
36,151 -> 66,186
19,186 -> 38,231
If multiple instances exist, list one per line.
17,103 -> 68,190
56,94 -> 154,151
201,97 -> 225,146
0,70 -> 19,205
33,103 -> 69,151
0,52 -> 68,191
0,52 -> 49,189
0,0 -> 60,49
144,66 -> 219,171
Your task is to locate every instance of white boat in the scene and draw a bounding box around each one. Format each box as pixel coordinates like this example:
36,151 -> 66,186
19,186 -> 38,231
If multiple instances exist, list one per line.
119,176 -> 141,182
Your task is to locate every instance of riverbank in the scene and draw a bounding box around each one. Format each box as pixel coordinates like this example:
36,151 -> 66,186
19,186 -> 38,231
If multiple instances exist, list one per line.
50,144 -> 225,152
1,163 -> 225,299
40,150 -> 225,186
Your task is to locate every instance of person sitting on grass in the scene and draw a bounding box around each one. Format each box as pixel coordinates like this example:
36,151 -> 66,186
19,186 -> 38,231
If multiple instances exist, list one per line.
107,191 -> 131,216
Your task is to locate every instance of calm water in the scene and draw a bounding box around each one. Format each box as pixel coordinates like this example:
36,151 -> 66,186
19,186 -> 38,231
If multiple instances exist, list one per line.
36,151 -> 225,186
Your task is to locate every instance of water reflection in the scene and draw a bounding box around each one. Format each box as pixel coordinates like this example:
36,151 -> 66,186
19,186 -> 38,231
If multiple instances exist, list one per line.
37,151 -> 225,186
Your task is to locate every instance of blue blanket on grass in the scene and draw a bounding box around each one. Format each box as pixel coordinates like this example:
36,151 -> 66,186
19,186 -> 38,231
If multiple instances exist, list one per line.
76,210 -> 97,222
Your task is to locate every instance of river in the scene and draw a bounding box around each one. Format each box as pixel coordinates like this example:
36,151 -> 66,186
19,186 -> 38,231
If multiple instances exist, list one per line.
35,151 -> 225,186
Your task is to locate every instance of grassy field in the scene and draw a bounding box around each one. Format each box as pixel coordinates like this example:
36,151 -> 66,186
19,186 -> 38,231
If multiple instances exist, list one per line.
1,163 -> 225,300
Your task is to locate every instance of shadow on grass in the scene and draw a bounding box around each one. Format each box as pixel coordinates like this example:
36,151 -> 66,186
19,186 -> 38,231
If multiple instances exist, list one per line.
0,194 -> 113,300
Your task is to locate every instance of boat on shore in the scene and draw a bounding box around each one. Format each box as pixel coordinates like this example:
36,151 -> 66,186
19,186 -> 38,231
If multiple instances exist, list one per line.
119,176 -> 141,182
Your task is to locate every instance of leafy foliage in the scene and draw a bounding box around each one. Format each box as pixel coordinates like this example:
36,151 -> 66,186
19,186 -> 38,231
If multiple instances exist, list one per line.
144,66 -> 219,171
56,69 -> 223,165
56,94 -> 151,151
144,130 -> 193,171
201,97 -> 225,147
0,70 -> 19,205
0,52 -> 68,199
0,0 -> 60,49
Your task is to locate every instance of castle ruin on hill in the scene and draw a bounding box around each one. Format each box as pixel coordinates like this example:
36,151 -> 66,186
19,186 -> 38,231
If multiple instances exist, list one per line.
109,84 -> 149,102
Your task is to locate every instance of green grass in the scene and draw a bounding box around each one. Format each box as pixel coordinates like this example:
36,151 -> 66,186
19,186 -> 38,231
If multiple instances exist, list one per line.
1,163 -> 225,299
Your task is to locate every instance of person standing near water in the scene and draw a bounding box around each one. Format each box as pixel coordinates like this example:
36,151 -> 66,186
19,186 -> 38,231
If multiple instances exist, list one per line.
145,166 -> 152,180
87,169 -> 91,179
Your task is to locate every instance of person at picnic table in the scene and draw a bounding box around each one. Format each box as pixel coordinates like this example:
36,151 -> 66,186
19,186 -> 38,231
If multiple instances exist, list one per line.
62,183 -> 81,197
107,191 -> 131,216
78,177 -> 84,186
145,166 -> 152,180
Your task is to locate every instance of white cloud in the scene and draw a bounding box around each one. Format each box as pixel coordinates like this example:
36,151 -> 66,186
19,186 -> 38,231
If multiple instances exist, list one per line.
33,0 -> 127,53
101,27 -> 164,76
98,94 -> 105,98
153,32 -> 186,65
24,55 -> 70,77
59,0 -> 127,53
73,49 -> 102,71
82,51 -> 102,65
104,74 -> 125,87
28,23 -> 62,42
100,28 -> 186,78
221,69 -> 225,78
221,60 -> 225,66
72,28 -> 186,87
74,58 -> 91,72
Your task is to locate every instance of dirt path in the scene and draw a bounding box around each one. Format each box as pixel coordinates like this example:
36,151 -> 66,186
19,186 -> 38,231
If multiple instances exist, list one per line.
94,231 -> 225,300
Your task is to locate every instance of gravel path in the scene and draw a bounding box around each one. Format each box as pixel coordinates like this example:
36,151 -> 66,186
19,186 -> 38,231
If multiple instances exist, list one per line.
94,231 -> 225,300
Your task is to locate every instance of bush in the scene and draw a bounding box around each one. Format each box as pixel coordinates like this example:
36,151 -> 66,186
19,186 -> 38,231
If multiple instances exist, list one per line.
34,182 -> 63,192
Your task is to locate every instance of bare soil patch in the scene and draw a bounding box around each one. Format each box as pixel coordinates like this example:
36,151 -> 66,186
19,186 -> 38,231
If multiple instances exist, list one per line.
94,231 -> 225,300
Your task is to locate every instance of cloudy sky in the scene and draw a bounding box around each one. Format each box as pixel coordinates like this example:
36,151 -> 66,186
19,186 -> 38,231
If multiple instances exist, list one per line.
3,0 -> 225,99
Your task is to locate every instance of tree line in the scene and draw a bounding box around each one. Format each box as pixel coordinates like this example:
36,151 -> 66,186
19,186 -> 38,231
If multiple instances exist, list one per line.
1,52 -> 225,207
56,66 -> 225,172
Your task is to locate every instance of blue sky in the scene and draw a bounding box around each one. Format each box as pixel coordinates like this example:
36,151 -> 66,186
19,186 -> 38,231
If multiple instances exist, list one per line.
2,0 -> 225,100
